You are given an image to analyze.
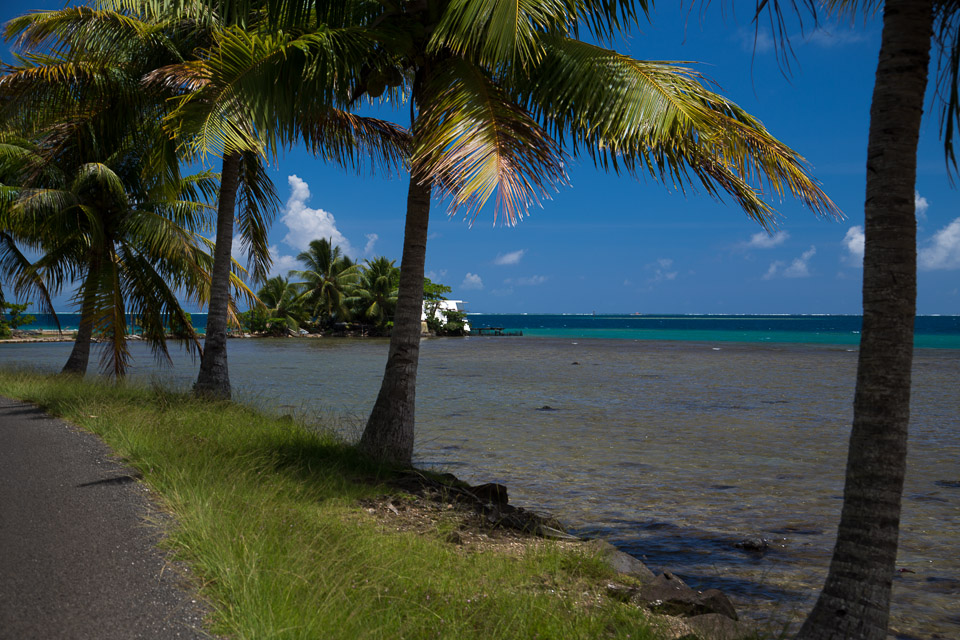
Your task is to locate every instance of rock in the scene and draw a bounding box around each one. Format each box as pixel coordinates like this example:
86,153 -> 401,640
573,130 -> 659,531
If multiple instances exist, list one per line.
733,537 -> 770,553
685,613 -> 758,640
635,572 -> 739,621
469,483 -> 509,505
535,405 -> 558,411
588,540 -> 656,583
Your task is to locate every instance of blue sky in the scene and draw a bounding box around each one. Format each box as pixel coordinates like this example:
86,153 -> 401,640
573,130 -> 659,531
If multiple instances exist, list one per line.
3,2 -> 959,314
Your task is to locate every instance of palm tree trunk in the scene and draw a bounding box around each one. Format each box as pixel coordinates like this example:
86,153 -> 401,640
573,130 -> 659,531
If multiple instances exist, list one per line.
194,151 -> 242,399
796,2 -> 932,639
359,172 -> 431,465
61,274 -> 98,376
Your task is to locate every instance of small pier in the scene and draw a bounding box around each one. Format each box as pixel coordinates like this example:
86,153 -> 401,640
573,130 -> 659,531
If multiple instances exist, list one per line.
474,327 -> 523,336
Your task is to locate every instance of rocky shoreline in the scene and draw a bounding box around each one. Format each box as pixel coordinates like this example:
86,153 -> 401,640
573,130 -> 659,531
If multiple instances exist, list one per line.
372,470 -> 763,640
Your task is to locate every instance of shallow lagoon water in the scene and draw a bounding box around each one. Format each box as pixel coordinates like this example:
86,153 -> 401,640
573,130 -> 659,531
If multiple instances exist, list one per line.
2,335 -> 958,638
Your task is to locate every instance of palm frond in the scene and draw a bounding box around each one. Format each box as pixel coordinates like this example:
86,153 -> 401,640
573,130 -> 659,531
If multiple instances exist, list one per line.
934,0 -> 960,178
414,58 -> 568,225
518,36 -> 840,226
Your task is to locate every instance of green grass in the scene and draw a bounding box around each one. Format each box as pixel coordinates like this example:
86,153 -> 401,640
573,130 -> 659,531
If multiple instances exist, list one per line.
0,370 -> 663,640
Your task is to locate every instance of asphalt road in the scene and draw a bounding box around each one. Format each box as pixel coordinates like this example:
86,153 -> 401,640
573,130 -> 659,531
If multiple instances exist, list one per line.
0,397 -> 212,639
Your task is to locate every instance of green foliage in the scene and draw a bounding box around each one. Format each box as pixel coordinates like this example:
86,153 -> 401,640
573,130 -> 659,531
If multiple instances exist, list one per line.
438,308 -> 469,336
291,239 -> 359,329
1,302 -> 36,337
347,256 -> 400,334
423,277 -> 452,303
239,306 -> 271,334
0,370 -> 661,640
168,311 -> 194,340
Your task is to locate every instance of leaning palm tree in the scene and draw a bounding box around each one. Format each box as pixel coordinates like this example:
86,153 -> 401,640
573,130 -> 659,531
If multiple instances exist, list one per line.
291,238 -> 361,328
1,123 -> 221,376
4,2 -> 281,398
751,2 -> 958,638
113,0 -> 407,398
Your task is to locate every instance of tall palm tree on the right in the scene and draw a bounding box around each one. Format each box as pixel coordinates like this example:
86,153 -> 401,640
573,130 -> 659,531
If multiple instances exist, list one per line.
754,2 -> 957,638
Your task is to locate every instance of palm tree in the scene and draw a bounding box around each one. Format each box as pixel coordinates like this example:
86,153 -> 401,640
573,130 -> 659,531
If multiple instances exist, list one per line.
291,238 -> 360,328
337,0 -> 840,465
0,133 -> 59,330
0,122 -> 220,376
348,255 -> 399,331
751,2 -> 957,638
99,0 -> 839,466
114,1 -> 408,398
3,1 -> 282,398
255,275 -> 307,335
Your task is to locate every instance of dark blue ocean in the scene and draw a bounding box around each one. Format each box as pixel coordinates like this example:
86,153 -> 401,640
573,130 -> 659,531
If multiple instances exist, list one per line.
13,312 -> 960,348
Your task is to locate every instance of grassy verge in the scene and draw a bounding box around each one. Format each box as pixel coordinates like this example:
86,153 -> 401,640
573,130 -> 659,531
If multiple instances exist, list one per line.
0,370 -> 663,640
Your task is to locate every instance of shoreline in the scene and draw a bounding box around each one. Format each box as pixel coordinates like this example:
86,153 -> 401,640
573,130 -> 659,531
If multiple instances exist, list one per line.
0,372 -> 762,640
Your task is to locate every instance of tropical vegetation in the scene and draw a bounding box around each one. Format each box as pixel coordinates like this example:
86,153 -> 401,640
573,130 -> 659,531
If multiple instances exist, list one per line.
0,301 -> 35,338
0,82 -> 222,375
240,239 -> 463,338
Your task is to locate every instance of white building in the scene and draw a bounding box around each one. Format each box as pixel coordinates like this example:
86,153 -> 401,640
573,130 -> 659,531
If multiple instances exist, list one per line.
421,300 -> 470,333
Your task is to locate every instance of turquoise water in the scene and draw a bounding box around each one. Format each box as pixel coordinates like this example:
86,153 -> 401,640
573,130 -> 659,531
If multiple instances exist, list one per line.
468,314 -> 960,349
13,313 -> 960,348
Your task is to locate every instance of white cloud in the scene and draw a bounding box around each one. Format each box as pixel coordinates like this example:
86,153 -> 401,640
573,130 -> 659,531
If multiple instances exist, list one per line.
268,245 -> 300,278
425,269 -> 448,282
803,27 -> 870,48
745,230 -> 790,249
737,27 -> 774,53
281,175 -> 353,255
494,249 -> 526,266
763,261 -> 785,280
843,226 -> 865,265
647,258 -> 678,283
919,218 -> 960,271
461,273 -> 484,290
915,191 -> 930,221
764,246 -> 817,279
363,233 -> 378,256
784,246 -> 817,278
516,275 -> 547,286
